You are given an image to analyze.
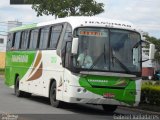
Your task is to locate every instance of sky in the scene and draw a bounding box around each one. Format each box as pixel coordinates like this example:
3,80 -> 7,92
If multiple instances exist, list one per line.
0,0 -> 160,38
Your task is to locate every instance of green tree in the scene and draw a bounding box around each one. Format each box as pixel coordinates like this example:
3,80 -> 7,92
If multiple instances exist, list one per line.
145,35 -> 160,63
28,0 -> 104,18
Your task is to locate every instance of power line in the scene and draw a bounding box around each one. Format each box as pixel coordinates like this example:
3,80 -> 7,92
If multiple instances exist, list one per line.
106,0 -> 113,16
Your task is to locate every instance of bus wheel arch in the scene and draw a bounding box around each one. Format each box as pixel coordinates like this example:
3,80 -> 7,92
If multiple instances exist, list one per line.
49,79 -> 63,108
14,74 -> 31,98
14,73 -> 19,86
14,74 -> 24,97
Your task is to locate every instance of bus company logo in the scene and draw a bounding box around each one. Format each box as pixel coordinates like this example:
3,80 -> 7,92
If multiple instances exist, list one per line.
88,79 -> 108,83
84,21 -> 132,28
12,55 -> 28,63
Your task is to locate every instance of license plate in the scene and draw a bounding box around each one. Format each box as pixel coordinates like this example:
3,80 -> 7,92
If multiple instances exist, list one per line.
103,93 -> 115,98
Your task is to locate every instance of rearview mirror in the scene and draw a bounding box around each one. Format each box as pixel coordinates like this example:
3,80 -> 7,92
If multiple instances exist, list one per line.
133,48 -> 139,66
71,38 -> 79,54
149,44 -> 155,60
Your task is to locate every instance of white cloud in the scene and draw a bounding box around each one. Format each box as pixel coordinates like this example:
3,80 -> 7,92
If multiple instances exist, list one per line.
0,1 -> 9,8
0,0 -> 160,38
0,0 -> 55,23
96,0 -> 160,38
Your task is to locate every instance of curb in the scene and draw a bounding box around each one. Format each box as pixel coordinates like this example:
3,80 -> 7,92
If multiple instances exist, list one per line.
119,106 -> 160,115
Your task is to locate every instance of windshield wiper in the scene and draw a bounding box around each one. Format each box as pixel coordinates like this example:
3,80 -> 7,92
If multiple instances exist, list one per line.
132,40 -> 142,49
111,49 -> 131,74
89,44 -> 107,70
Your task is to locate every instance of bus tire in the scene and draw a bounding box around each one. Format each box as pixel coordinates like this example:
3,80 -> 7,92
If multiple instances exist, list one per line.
15,76 -> 25,97
23,92 -> 32,98
50,81 -> 63,108
102,105 -> 117,113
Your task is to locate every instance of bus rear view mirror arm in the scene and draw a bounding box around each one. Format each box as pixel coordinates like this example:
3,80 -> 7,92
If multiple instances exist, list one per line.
141,59 -> 151,62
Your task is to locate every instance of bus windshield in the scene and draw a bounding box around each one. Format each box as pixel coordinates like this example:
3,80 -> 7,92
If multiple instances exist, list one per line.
73,27 -> 141,75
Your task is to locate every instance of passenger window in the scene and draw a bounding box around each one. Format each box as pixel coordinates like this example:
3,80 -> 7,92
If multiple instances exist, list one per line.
39,27 -> 50,49
29,29 -> 39,49
21,31 -> 30,49
14,32 -> 21,49
7,33 -> 14,50
49,25 -> 62,49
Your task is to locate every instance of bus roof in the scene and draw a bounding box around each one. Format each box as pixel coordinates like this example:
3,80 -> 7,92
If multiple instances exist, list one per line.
9,16 -> 136,32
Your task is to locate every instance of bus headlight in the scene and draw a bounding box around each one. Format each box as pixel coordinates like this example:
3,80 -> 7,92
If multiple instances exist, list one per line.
77,88 -> 87,93
83,89 -> 87,93
77,88 -> 82,93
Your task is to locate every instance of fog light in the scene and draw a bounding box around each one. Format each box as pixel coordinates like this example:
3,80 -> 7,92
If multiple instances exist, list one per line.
83,89 -> 87,93
77,88 -> 82,93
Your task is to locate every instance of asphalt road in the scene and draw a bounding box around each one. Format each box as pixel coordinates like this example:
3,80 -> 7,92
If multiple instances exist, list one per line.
0,77 -> 159,120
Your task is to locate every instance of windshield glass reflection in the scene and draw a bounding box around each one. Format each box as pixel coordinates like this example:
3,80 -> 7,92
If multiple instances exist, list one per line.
73,27 -> 141,74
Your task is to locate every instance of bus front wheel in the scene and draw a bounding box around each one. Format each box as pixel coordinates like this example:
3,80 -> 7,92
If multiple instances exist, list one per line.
50,82 -> 63,108
102,105 -> 117,113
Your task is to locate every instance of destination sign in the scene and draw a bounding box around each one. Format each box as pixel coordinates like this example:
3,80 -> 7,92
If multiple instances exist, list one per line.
79,30 -> 108,37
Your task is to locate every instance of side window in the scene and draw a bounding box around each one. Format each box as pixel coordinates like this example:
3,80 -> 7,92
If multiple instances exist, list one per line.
20,31 -> 30,49
49,25 -> 62,49
61,24 -> 72,55
14,32 -> 21,49
62,24 -> 72,48
0,38 -> 4,44
7,33 -> 13,50
39,27 -> 50,49
29,29 -> 39,49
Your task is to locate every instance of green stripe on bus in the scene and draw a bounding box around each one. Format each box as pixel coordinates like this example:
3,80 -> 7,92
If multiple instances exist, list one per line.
5,51 -> 36,86
10,23 -> 37,32
79,75 -> 136,105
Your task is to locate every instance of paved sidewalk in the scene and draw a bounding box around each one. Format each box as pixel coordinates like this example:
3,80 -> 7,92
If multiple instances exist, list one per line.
119,106 -> 160,115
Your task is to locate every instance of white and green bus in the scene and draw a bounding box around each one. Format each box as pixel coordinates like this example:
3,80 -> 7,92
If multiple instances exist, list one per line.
5,17 -> 149,112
